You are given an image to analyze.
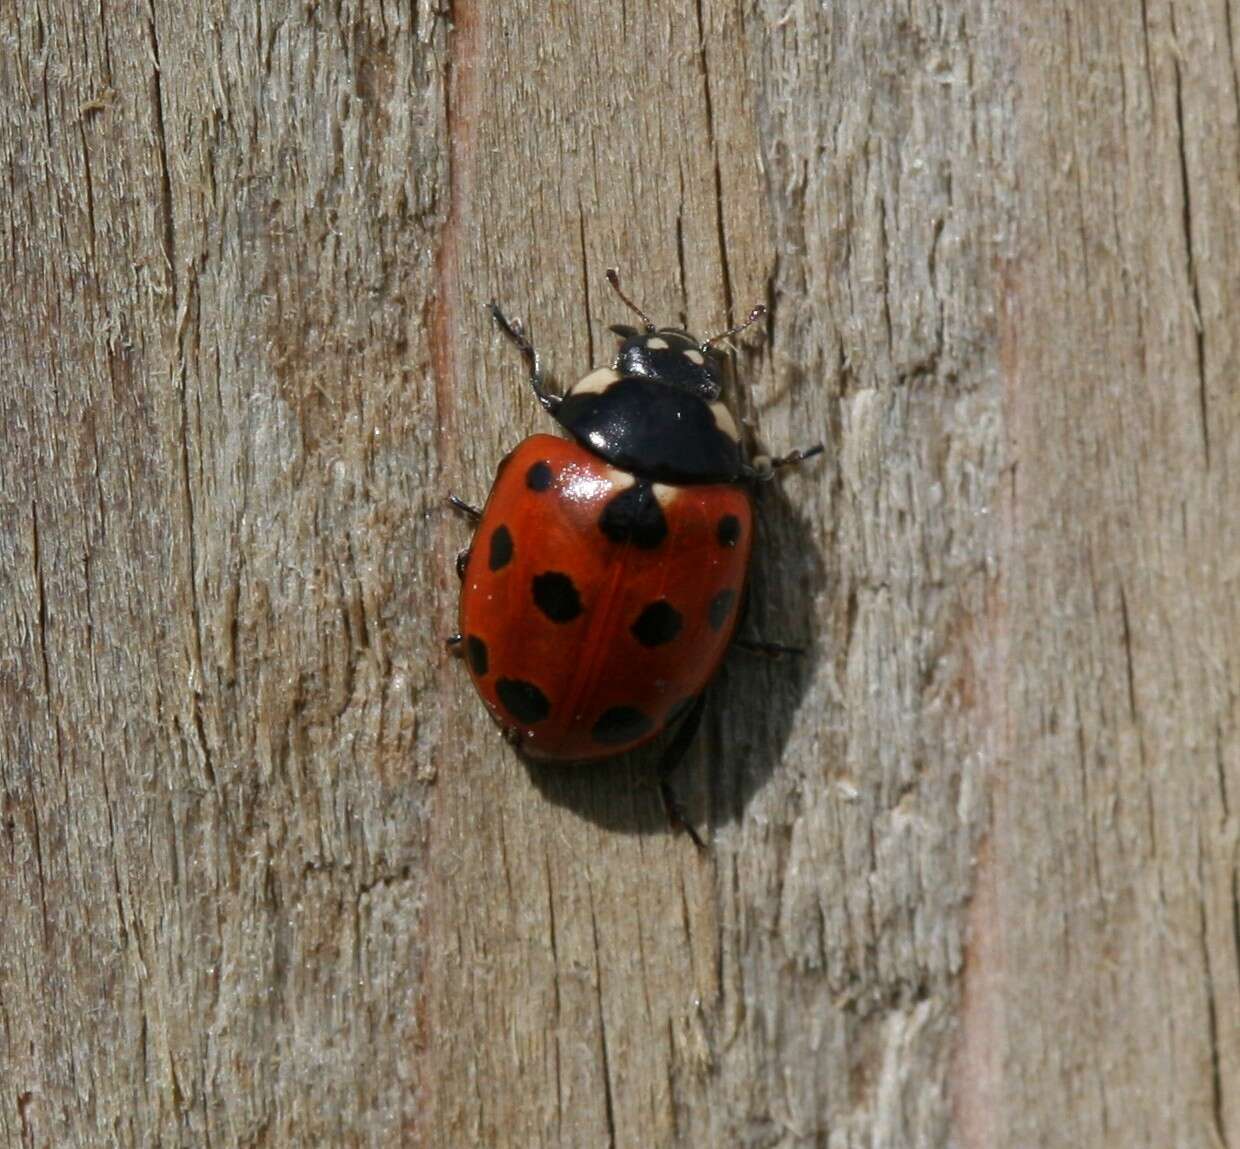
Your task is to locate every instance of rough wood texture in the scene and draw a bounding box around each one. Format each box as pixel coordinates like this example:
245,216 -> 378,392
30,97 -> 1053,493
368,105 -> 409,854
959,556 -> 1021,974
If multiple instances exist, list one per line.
2,2 -> 1236,1147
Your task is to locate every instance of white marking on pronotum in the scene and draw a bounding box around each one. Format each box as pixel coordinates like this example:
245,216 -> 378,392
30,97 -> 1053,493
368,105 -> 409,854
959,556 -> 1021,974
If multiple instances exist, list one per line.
652,483 -> 681,508
684,349 -> 705,365
646,337 -> 669,350
606,468 -> 637,491
569,367 -> 622,396
710,402 -> 739,442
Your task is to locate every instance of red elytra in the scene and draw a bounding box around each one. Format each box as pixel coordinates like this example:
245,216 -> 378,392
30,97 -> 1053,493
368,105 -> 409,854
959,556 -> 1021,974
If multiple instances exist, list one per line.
458,434 -> 753,760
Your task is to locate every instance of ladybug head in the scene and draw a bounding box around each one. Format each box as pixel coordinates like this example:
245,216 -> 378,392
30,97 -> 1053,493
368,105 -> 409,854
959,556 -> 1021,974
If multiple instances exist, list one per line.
550,273 -> 768,485
609,325 -> 727,402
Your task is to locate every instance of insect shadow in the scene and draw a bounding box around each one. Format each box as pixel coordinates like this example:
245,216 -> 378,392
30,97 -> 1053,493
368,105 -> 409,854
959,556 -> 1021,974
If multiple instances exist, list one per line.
521,470 -> 826,843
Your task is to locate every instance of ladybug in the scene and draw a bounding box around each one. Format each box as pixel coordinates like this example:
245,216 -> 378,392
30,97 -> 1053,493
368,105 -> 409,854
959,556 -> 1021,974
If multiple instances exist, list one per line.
447,270 -> 822,844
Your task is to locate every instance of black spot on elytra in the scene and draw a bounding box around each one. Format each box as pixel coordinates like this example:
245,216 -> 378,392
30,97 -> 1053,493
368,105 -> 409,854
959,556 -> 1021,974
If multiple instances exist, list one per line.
598,481 -> 667,549
489,525 -> 514,571
466,635 -> 488,676
709,588 -> 737,631
532,571 -> 582,623
592,706 -> 655,746
630,600 -> 682,647
525,460 -> 553,491
717,514 -> 741,548
496,678 -> 550,724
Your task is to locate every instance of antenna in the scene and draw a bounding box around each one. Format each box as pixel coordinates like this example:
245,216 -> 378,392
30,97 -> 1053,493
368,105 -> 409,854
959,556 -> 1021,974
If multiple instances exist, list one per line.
605,268 -> 656,331
700,305 -> 767,352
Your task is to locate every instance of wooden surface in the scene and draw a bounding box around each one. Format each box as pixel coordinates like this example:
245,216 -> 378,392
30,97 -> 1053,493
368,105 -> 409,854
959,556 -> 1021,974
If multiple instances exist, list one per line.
2,2 -> 1237,1146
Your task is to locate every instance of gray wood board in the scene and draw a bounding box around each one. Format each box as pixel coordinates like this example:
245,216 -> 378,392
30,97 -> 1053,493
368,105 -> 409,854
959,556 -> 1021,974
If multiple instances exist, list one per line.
1,2 -> 1236,1146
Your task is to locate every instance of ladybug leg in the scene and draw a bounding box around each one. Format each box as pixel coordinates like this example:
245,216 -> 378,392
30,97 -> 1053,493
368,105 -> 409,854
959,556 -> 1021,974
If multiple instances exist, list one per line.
741,443 -> 825,482
447,493 -> 482,520
770,443 -> 825,470
657,694 -> 708,850
487,302 -> 562,415
447,495 -> 477,580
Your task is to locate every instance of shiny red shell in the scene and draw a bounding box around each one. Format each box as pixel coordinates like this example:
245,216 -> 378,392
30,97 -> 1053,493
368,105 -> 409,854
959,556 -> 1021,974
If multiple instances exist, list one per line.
458,434 -> 754,761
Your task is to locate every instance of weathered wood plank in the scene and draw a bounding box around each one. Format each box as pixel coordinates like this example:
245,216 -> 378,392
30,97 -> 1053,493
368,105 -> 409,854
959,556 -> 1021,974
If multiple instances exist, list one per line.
971,4 -> 1240,1146
2,1 -> 1237,1147
3,3 -> 449,1144
425,1 -> 1009,1144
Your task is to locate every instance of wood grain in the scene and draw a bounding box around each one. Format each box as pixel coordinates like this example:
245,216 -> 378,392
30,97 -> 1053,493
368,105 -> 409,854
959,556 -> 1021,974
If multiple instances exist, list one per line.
1,2 -> 1236,1146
